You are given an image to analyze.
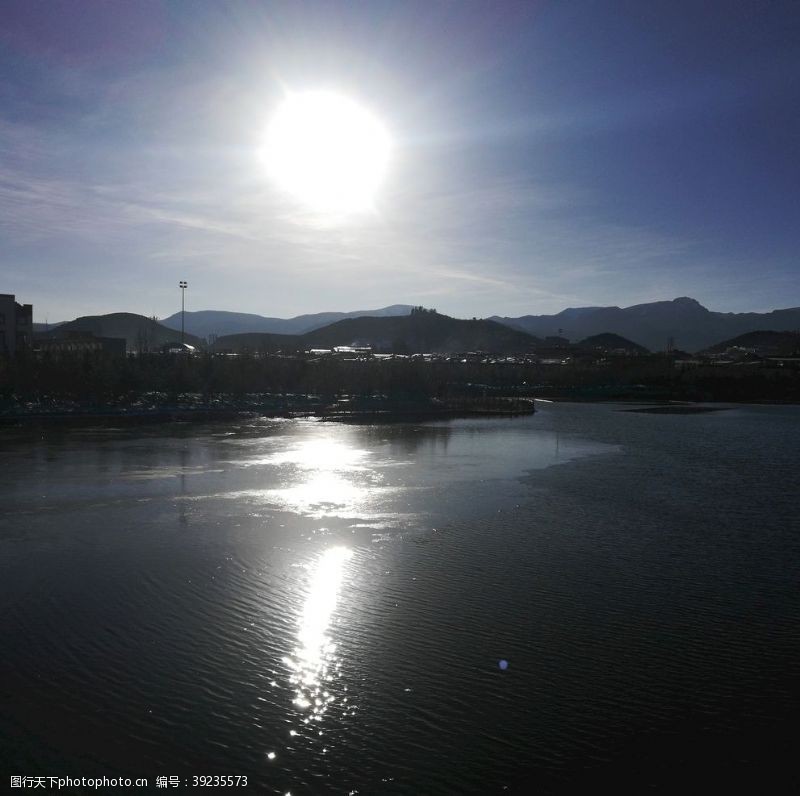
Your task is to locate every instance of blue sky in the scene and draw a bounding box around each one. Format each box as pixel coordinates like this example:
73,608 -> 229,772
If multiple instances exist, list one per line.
1,0 -> 798,321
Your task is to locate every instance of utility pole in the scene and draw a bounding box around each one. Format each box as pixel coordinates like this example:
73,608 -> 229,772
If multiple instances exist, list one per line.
179,281 -> 188,346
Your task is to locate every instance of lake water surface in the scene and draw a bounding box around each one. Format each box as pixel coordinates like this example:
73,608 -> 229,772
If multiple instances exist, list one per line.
1,403 -> 798,793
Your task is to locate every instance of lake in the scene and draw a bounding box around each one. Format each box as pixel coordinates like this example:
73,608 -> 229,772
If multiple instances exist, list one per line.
1,403 -> 798,794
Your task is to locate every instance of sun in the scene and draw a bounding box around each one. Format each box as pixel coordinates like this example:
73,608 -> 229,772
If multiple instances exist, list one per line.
263,90 -> 392,216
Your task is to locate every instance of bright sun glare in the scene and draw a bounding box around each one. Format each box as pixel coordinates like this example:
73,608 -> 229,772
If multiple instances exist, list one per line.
263,91 -> 391,216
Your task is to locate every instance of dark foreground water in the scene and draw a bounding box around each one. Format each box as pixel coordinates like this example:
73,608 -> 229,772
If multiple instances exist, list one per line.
1,403 -> 798,794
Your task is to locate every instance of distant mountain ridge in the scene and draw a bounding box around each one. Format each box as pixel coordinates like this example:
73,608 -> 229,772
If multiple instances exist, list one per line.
492,297 -> 800,352
213,312 -> 540,354
33,298 -> 800,355
160,305 -> 414,338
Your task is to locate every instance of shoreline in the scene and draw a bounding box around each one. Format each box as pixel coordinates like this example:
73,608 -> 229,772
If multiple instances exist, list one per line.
2,396 -> 797,428
534,396 -> 800,406
0,398 -> 537,427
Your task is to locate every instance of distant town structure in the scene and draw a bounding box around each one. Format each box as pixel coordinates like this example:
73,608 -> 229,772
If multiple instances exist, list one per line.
164,342 -> 196,355
0,293 -> 33,355
38,331 -> 127,357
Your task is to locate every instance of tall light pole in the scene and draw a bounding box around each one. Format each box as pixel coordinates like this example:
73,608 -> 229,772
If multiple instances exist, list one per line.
179,281 -> 188,347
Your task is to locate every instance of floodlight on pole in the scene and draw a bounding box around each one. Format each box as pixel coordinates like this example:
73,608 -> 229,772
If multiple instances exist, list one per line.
179,281 -> 188,346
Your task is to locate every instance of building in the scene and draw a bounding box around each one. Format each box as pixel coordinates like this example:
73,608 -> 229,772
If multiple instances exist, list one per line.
0,294 -> 33,355
38,331 -> 127,357
164,342 -> 197,355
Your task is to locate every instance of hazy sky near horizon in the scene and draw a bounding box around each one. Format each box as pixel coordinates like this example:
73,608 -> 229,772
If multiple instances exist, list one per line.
1,0 -> 798,322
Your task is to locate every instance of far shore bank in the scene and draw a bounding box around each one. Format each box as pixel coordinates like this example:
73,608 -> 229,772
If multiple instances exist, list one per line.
534,395 -> 799,406
3,395 -> 798,428
0,396 -> 537,427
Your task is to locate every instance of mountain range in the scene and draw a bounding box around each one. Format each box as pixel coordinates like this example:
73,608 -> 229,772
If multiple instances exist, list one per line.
160,304 -> 413,338
492,297 -> 800,352
33,297 -> 800,354
163,297 -> 800,352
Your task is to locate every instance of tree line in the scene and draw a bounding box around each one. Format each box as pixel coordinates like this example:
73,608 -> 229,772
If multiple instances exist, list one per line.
1,350 -> 798,407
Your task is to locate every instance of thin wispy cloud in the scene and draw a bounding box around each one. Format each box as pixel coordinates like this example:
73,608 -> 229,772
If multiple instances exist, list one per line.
1,1 -> 797,319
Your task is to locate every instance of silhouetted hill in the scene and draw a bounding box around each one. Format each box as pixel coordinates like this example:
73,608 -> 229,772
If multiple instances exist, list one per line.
161,305 -> 413,338
701,330 -> 800,356
212,312 -> 540,354
210,332 -> 302,353
304,312 -> 540,353
492,297 -> 800,352
578,333 -> 649,353
43,313 -> 203,352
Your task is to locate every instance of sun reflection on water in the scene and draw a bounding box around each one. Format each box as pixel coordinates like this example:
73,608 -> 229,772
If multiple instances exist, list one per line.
275,472 -> 367,517
272,440 -> 369,470
283,546 -> 353,730
269,439 -> 373,517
